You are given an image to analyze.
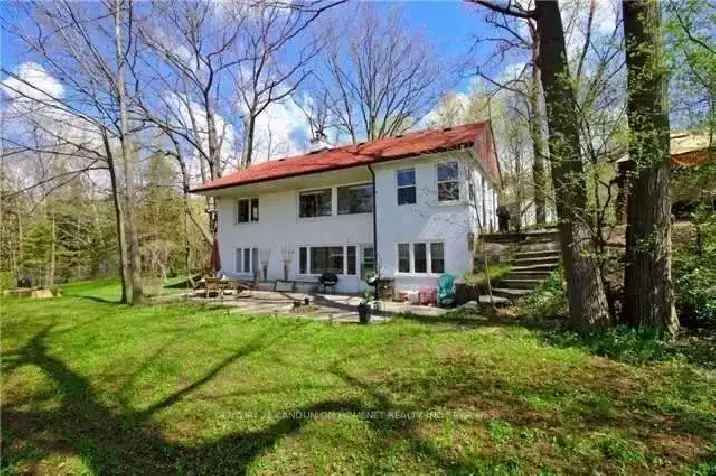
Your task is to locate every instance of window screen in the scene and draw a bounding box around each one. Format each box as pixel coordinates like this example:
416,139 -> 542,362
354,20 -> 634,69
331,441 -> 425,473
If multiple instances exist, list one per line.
310,247 -> 344,274
338,184 -> 373,214
346,246 -> 356,275
430,243 -> 445,274
414,243 -> 427,273
437,162 -> 459,201
299,189 -> 332,217
397,169 -> 416,205
398,243 -> 410,273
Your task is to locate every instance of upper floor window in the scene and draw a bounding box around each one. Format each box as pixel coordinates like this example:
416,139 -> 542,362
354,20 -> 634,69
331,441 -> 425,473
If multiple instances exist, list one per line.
299,189 -> 332,218
397,168 -> 416,205
237,198 -> 259,223
437,161 -> 459,202
338,183 -> 373,215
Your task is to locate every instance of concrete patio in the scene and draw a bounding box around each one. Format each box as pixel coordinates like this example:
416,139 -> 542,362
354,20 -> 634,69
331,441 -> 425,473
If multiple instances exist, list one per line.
186,290 -> 453,323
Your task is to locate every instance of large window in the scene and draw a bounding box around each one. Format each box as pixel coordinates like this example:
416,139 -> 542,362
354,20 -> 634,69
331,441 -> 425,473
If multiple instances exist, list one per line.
299,189 -> 332,218
236,247 -> 258,274
437,161 -> 460,202
310,246 -> 344,274
338,184 -> 373,215
397,168 -> 416,205
298,245 -> 363,275
398,243 -> 411,273
237,198 -> 259,223
397,242 -> 445,274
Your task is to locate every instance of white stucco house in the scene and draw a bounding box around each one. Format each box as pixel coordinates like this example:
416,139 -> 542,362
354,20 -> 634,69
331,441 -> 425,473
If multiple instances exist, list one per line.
193,122 -> 501,295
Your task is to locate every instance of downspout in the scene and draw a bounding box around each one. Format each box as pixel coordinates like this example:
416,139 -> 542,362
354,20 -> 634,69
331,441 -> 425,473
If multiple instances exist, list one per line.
368,164 -> 379,300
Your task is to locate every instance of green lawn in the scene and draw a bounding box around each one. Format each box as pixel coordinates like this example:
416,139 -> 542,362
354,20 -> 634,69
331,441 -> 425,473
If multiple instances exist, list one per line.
2,280 -> 714,475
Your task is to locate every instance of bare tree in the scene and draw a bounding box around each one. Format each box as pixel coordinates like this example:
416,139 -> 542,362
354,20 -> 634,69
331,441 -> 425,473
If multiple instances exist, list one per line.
468,7 -> 550,226
233,1 -> 344,166
309,4 -> 442,144
1,0 -> 146,303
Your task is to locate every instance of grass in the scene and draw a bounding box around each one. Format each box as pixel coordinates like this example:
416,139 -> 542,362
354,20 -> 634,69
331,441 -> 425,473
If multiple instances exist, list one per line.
2,280 -> 715,475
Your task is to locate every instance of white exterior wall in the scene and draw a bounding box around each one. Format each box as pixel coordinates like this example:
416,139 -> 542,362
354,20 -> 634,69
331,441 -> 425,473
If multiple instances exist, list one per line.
214,168 -> 373,294
372,151 -> 476,292
211,149 -> 498,295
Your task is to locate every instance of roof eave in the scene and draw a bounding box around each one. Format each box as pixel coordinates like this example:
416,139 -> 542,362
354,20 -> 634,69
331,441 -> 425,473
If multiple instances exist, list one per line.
191,143 -> 477,194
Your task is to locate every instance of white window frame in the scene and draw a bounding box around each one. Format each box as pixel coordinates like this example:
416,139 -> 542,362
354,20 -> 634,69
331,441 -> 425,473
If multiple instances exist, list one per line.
236,198 -> 259,224
395,241 -> 446,275
235,247 -> 258,275
396,168 -> 417,206
337,183 -> 373,215
297,188 -> 334,219
296,245 -> 360,276
436,161 -> 460,203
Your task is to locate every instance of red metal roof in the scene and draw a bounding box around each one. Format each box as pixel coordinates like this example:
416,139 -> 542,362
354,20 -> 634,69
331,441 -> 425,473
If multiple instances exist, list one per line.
192,122 -> 499,193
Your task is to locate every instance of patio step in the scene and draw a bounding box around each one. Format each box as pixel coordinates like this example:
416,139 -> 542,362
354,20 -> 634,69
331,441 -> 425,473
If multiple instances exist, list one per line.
500,279 -> 544,290
507,271 -> 552,280
511,256 -> 561,267
478,295 -> 511,306
482,229 -> 560,244
515,243 -> 561,253
492,287 -> 532,298
513,250 -> 561,260
511,264 -> 558,273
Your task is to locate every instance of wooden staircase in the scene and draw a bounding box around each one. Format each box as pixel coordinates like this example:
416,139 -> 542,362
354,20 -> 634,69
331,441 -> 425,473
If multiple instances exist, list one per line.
482,229 -> 561,302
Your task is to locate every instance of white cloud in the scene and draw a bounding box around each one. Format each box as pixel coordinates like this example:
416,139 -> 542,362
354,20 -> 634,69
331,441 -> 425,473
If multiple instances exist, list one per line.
2,62 -> 105,151
561,0 -> 619,61
1,62 -> 64,102
246,93 -> 312,163
164,91 -> 238,164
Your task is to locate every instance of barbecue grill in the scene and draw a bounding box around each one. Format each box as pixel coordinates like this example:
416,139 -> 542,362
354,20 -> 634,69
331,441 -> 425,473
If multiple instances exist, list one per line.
318,272 -> 338,294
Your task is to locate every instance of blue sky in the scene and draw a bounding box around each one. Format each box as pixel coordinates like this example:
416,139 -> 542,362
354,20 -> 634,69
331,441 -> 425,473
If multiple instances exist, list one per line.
372,1 -> 494,91
0,1 -> 512,161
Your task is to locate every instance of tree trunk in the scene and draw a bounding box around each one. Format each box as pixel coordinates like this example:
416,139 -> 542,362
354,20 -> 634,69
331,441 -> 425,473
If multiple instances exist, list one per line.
622,0 -> 678,337
105,139 -> 130,303
528,32 -> 547,225
115,0 -> 143,304
48,212 -> 55,287
534,0 -> 611,330
242,113 -> 256,168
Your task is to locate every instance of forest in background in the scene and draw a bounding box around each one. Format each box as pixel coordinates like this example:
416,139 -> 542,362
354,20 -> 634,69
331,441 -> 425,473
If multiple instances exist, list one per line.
0,0 -> 713,333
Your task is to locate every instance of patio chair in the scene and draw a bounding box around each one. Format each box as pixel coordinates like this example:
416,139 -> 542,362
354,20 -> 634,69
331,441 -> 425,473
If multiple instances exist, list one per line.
437,273 -> 456,308
204,277 -> 221,298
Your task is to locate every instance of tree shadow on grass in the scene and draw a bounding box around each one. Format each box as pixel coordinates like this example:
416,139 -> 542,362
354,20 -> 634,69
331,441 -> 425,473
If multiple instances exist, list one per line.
75,294 -> 122,304
394,309 -> 557,332
3,320 -> 714,474
2,323 -> 352,475
539,323 -> 716,370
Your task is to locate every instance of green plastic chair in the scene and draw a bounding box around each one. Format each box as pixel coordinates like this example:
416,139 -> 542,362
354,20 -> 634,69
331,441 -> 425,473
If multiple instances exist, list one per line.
437,273 -> 456,307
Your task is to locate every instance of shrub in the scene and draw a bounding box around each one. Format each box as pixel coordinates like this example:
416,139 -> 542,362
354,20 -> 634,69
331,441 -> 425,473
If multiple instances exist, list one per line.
674,210 -> 716,326
519,269 -> 567,319
544,325 -> 671,364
